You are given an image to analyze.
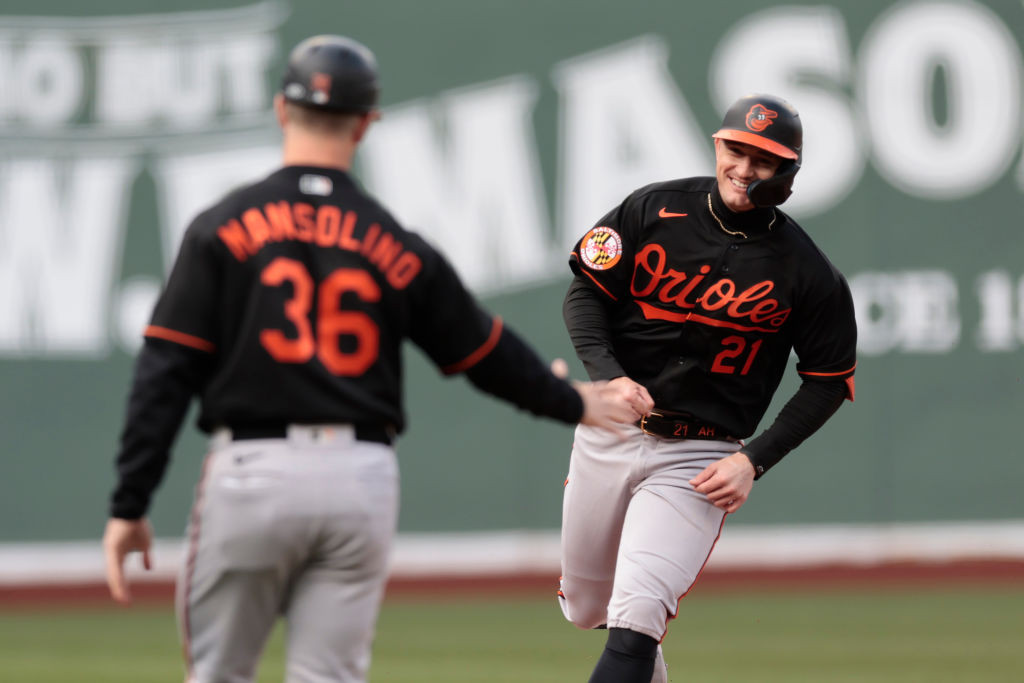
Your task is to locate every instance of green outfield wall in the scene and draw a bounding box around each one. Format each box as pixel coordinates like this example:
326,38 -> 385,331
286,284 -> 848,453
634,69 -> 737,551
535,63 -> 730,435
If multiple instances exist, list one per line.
1,0 -> 1023,541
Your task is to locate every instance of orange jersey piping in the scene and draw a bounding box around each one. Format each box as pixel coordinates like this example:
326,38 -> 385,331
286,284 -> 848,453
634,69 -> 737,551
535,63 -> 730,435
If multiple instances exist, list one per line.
442,316 -> 503,375
798,363 -> 857,378
572,253 -> 619,301
660,513 -> 727,642
798,364 -> 857,402
636,301 -> 782,333
144,325 -> 216,353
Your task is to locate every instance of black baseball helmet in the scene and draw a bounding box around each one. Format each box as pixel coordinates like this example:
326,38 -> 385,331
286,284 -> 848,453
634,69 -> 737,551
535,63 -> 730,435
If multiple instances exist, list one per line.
280,35 -> 379,113
712,94 -> 802,207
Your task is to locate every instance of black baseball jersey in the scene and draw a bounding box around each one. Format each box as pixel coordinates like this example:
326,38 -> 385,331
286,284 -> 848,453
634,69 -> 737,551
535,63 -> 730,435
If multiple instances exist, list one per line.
147,165 -> 510,432
110,165 -> 583,518
568,176 -> 856,439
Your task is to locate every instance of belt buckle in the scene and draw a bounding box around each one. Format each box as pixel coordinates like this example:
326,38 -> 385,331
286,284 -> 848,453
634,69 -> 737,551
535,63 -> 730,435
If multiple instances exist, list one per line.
639,410 -> 664,436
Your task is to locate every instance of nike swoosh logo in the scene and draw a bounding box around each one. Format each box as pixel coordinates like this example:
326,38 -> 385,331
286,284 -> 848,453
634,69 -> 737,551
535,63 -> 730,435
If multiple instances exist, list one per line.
659,207 -> 688,218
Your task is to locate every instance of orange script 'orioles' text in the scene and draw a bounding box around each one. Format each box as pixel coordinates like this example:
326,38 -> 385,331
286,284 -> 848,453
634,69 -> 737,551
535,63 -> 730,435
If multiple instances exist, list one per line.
630,243 -> 790,328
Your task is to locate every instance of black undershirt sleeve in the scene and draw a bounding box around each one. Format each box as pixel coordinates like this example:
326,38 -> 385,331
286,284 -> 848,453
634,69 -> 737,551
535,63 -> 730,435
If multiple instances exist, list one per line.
740,379 -> 848,479
563,277 -> 626,381
109,338 -> 212,519
462,325 -> 584,424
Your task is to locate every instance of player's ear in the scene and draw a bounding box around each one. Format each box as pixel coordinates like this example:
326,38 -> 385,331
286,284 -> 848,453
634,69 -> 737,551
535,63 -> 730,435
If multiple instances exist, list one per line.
273,94 -> 288,129
352,110 -> 378,143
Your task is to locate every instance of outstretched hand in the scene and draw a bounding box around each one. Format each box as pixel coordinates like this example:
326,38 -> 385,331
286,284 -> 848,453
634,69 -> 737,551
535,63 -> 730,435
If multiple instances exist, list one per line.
605,376 -> 654,413
553,361 -> 654,437
102,517 -> 154,605
689,452 -> 755,513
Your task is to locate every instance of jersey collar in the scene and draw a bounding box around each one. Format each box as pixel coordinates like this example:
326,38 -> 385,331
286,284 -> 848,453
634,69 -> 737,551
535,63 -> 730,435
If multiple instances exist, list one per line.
708,185 -> 777,238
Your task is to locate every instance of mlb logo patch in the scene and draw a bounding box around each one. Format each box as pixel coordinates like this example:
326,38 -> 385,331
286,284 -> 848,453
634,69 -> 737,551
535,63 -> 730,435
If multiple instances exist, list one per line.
299,174 -> 333,196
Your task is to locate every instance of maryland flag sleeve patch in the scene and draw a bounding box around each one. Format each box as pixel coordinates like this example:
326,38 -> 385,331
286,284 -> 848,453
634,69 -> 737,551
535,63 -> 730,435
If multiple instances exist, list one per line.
578,226 -> 623,271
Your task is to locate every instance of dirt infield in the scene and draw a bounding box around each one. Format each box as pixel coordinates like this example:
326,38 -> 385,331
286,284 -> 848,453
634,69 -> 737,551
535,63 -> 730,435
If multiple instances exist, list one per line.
3,559 -> 1023,608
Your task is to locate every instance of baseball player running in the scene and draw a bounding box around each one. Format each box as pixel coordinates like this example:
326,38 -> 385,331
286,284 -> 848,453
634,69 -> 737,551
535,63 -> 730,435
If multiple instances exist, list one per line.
557,93 -> 857,682
102,35 -> 645,683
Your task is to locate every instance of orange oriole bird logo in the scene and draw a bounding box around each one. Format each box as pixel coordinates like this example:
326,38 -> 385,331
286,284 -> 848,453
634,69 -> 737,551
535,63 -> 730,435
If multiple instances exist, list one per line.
745,104 -> 778,132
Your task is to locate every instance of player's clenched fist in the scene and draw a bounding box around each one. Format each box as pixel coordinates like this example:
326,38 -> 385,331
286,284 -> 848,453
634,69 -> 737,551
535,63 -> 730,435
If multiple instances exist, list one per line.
575,380 -> 648,435
605,376 -> 655,415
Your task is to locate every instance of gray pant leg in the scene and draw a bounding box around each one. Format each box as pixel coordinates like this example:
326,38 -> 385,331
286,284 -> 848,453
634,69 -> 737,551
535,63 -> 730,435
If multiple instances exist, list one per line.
606,458 -> 729,640
559,424 -> 639,629
179,434 -> 398,683
179,448 -> 305,683
178,567 -> 283,683
285,444 -> 399,683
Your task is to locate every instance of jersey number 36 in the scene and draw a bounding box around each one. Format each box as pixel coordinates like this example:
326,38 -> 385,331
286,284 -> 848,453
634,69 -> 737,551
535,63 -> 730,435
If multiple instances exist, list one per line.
259,257 -> 380,376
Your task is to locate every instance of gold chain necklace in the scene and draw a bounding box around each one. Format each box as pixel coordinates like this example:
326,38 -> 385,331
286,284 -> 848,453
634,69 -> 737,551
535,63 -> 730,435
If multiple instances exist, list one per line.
706,193 -> 776,239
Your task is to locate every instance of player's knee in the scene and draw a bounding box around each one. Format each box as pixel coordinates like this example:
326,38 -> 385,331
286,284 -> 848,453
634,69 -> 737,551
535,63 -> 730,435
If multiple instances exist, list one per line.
558,588 -> 608,630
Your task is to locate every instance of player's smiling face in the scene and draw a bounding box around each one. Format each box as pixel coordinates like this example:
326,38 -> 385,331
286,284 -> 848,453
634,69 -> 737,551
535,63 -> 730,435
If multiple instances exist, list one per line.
714,139 -> 783,212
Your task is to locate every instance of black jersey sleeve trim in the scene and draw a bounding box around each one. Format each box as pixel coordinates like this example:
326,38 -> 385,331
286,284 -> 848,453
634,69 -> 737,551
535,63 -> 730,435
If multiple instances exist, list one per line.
145,325 -> 216,353
442,316 -> 503,375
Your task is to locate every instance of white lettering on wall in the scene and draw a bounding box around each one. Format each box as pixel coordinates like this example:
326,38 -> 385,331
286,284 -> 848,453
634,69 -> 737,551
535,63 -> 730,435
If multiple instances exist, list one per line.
975,270 -> 1024,351
360,77 -> 553,292
0,3 -> 284,356
860,1 -> 1022,199
222,34 -> 279,115
96,33 -> 276,129
97,39 -> 219,127
553,37 -> 710,249
850,271 -> 961,356
0,156 -> 136,356
0,34 -> 83,127
709,6 -> 864,217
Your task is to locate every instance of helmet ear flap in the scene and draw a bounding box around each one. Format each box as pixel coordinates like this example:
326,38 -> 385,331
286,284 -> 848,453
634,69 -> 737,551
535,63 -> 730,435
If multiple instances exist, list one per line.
747,158 -> 800,207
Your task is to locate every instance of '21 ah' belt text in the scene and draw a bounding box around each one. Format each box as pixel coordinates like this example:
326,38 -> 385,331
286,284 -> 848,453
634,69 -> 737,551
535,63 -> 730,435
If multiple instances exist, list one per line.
637,410 -> 736,441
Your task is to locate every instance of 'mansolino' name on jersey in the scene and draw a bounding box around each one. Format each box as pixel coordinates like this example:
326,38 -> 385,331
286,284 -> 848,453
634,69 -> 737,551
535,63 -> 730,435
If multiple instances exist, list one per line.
216,201 -> 422,290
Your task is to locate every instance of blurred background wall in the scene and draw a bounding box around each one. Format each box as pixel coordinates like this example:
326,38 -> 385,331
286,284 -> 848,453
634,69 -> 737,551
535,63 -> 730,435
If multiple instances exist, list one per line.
1,0 -> 1022,578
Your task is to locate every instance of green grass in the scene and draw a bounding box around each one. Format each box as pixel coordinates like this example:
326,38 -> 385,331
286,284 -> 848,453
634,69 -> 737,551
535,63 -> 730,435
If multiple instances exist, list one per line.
1,586 -> 1022,682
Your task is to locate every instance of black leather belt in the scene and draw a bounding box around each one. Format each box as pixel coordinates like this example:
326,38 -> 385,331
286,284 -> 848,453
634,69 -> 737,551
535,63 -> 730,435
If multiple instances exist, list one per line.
637,410 -> 735,441
228,424 -> 393,446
